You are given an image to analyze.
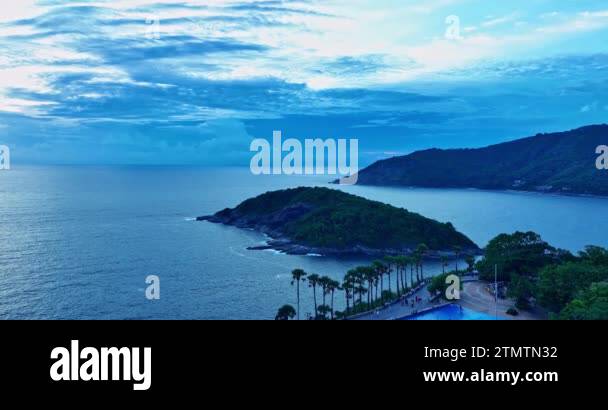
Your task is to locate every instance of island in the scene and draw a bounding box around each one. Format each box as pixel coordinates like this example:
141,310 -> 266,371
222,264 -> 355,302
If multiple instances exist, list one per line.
198,187 -> 480,257
354,124 -> 608,196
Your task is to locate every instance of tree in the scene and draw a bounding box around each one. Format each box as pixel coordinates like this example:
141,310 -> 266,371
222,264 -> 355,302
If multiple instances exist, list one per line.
343,271 -> 356,314
327,279 -> 340,319
354,267 -> 368,306
362,266 -> 376,307
465,255 -> 476,274
440,256 -> 449,274
372,260 -> 386,297
319,276 -> 331,309
560,282 -> 608,320
384,256 -> 396,294
476,232 -> 557,282
307,274 -> 320,317
508,273 -> 535,310
395,256 -> 408,294
537,260 -> 608,313
579,246 -> 608,266
408,256 -> 416,288
453,245 -> 462,272
275,305 -> 296,321
317,305 -> 332,320
416,244 -> 429,281
291,269 -> 307,320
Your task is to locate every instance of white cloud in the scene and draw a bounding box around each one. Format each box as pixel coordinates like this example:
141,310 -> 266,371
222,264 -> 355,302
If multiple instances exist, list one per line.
482,13 -> 518,27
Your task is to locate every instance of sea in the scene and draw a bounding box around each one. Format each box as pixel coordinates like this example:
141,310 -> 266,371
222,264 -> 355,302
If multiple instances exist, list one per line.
1,166 -> 607,319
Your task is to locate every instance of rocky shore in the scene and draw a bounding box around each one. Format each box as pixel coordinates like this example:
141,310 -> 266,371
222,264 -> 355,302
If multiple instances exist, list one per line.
197,207 -> 481,258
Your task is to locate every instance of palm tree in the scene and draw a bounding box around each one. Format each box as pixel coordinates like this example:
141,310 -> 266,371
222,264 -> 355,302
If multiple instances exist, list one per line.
400,256 -> 407,289
384,256 -> 395,295
317,305 -> 331,320
343,270 -> 356,314
327,279 -> 340,319
416,244 -> 429,282
453,245 -> 462,272
354,267 -> 367,306
372,260 -> 386,297
396,255 -> 408,293
307,274 -> 320,317
363,266 -> 376,307
275,305 -> 296,321
320,276 -> 331,308
466,255 -> 476,274
409,256 -> 416,287
414,252 -> 422,284
291,269 -> 307,320
440,255 -> 449,274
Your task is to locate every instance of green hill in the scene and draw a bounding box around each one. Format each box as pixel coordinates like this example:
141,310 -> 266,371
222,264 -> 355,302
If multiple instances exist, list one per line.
356,125 -> 608,196
199,187 -> 479,256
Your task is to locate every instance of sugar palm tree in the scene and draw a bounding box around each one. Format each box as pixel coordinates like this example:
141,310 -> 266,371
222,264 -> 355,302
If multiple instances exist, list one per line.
320,276 -> 331,308
307,274 -> 320,317
363,266 -> 376,307
317,305 -> 331,320
453,245 -> 462,272
403,256 -> 410,293
414,252 -> 422,284
396,255 -> 408,293
384,256 -> 395,294
409,256 -> 416,287
372,260 -> 386,297
391,256 -> 402,295
275,305 -> 296,321
354,267 -> 367,306
416,244 -> 429,282
440,255 -> 449,274
291,269 -> 307,320
327,279 -> 340,319
466,255 -> 476,274
343,270 -> 357,314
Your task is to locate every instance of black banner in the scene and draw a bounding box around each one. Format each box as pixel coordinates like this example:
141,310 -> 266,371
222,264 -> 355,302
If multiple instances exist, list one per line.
0,321 -> 603,399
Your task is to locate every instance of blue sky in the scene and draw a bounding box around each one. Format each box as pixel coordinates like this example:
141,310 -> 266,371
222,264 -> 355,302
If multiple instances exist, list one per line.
1,0 -> 608,166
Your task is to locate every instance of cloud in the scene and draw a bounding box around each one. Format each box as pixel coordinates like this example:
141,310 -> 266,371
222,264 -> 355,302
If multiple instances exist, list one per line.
482,13 -> 518,27
2,0 -> 608,165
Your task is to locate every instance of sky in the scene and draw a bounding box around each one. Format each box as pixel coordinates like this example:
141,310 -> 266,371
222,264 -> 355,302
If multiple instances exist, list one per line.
1,0 -> 608,166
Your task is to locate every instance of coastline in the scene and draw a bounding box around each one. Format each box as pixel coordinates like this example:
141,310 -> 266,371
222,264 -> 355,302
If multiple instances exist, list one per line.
348,182 -> 608,200
198,215 -> 482,258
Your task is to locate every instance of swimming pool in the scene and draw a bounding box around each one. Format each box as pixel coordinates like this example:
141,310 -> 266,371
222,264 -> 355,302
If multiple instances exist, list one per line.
400,304 -> 500,320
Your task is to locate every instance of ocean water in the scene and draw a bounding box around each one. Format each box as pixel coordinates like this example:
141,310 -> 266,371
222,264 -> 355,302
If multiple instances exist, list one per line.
1,166 -> 607,320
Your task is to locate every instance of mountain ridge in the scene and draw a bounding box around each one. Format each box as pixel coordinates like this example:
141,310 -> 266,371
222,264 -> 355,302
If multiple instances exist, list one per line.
355,124 -> 608,196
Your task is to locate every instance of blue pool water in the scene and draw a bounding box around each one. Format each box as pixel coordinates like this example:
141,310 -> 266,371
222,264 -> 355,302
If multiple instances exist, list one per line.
402,304 -> 499,320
